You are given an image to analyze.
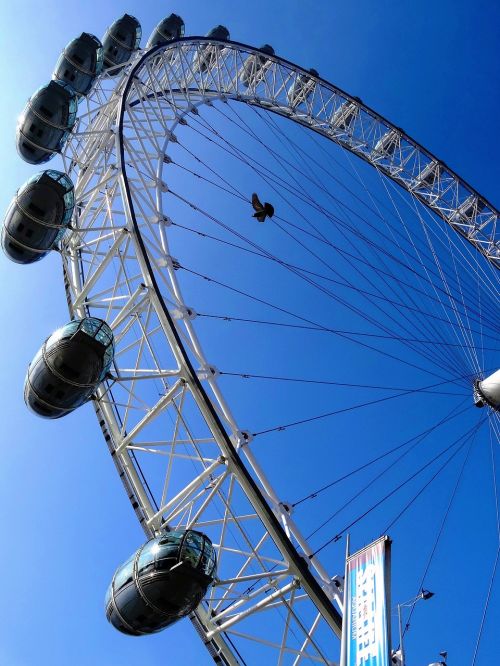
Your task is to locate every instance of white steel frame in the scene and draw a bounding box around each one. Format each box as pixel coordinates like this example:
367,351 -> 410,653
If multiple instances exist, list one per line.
58,38 -> 499,665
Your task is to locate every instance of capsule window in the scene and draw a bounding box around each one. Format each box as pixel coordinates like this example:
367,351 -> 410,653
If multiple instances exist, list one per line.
155,544 -> 180,571
63,189 -> 75,207
25,229 -> 33,238
17,223 -> 25,232
55,228 -> 67,244
60,362 -> 79,379
181,532 -> 203,569
201,540 -> 216,576
68,98 -> 78,118
114,554 -> 135,591
104,584 -> 112,609
158,531 -> 183,545
200,550 -> 210,575
39,105 -> 54,118
28,202 -> 45,216
137,540 -> 159,574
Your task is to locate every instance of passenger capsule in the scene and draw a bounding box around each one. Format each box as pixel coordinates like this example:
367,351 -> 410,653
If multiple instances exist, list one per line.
146,13 -> 185,48
16,80 -> 78,164
192,25 -> 230,73
330,100 -> 358,132
53,33 -> 103,96
102,14 -> 142,72
2,170 -> 74,264
416,161 -> 440,188
241,44 -> 275,88
25,318 -> 114,419
106,530 -> 217,636
206,25 -> 230,41
287,68 -> 319,108
374,129 -> 399,156
456,195 -> 485,221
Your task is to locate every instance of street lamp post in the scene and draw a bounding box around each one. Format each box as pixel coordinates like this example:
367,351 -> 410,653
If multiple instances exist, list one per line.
395,589 -> 435,666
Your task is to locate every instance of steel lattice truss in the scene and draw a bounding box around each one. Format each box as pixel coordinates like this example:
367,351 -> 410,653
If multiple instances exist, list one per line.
59,39 -> 499,665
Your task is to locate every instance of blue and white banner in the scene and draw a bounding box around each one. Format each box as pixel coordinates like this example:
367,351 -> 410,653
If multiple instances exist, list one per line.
343,536 -> 391,666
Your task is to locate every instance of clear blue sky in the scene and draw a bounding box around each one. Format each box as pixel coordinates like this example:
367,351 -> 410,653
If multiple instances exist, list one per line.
0,1 -> 498,665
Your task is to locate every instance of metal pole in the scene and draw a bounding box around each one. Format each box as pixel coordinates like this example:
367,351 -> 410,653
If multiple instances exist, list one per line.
339,534 -> 350,666
398,603 -> 405,666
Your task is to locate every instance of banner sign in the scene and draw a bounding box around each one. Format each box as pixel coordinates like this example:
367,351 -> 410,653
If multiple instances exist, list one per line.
343,536 -> 391,666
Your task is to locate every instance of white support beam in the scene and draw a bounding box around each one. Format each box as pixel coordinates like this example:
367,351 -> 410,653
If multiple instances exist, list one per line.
186,470 -> 230,529
73,228 -> 129,308
109,283 -> 149,330
215,569 -> 291,587
113,370 -> 181,381
115,378 -> 185,452
212,575 -> 292,622
146,456 -> 226,528
207,580 -> 300,637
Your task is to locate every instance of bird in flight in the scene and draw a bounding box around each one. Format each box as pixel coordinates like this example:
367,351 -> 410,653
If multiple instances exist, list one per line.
251,193 -> 274,222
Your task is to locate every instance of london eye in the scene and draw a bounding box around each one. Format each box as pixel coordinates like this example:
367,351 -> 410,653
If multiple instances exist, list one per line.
1,5 -> 499,665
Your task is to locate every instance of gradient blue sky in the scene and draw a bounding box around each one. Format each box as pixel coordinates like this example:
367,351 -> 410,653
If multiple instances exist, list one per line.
0,1 -> 498,665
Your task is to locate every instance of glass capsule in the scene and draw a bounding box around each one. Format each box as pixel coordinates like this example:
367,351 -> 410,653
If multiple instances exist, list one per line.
102,14 -> 142,72
146,13 -> 185,48
16,80 -> 77,164
53,32 -> 103,96
192,25 -> 230,74
106,530 -> 217,635
2,170 -> 74,264
241,44 -> 275,88
24,318 -> 114,419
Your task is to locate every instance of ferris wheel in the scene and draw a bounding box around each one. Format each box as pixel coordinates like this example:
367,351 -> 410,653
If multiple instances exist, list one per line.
4,11 -> 500,665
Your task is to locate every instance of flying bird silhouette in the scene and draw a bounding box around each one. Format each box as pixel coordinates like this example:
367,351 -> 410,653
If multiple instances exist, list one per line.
251,193 -> 274,222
